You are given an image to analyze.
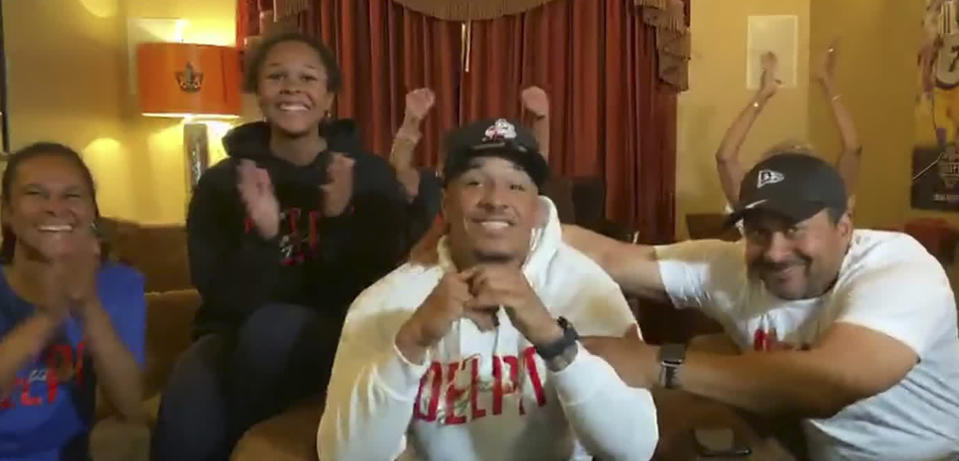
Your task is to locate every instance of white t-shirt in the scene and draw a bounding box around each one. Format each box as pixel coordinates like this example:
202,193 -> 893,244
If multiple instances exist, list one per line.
655,230 -> 959,461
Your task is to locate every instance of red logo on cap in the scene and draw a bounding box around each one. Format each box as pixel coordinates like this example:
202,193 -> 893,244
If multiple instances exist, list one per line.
483,119 -> 517,142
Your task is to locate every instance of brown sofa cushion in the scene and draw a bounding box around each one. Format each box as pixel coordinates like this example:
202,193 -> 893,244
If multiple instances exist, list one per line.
100,219 -> 192,292
542,177 -> 575,224
144,290 -> 201,398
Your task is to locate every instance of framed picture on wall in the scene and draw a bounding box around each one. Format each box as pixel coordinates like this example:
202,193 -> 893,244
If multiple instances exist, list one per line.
914,0 -> 959,212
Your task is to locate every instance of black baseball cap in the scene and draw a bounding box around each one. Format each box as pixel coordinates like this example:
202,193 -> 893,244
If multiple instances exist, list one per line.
443,118 -> 549,191
726,152 -> 847,227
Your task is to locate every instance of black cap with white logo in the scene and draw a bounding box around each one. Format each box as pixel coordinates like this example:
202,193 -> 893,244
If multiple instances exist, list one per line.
443,118 -> 549,191
725,153 -> 847,227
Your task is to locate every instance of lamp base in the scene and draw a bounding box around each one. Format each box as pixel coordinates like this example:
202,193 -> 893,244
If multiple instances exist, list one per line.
184,122 -> 209,194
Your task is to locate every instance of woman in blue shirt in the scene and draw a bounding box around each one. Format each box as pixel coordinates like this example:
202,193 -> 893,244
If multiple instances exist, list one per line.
0,142 -> 145,460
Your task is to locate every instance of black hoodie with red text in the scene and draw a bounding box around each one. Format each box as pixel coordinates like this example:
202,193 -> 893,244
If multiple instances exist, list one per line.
187,120 -> 438,337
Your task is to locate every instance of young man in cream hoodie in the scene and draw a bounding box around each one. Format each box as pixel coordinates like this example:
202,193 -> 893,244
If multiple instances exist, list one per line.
317,119 -> 658,461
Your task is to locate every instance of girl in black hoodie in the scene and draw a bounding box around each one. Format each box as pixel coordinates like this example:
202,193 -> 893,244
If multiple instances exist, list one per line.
152,32 -> 439,460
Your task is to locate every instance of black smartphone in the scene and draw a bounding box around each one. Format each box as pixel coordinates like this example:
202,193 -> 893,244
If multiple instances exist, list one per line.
691,427 -> 752,458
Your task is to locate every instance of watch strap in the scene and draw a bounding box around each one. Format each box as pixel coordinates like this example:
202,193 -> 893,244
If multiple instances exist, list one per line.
658,343 -> 686,389
535,317 -> 579,361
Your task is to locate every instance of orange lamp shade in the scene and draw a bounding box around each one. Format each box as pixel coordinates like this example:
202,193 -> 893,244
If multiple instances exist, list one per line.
137,43 -> 241,118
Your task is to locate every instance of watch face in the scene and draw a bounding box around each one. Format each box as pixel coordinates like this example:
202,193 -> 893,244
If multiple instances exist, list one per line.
546,343 -> 578,372
660,343 -> 686,363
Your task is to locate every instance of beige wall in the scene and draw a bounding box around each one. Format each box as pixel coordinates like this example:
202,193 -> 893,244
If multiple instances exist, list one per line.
4,0 -> 135,218
807,0 -> 922,229
676,0 -> 811,239
807,0 -> 959,289
4,0 -> 237,224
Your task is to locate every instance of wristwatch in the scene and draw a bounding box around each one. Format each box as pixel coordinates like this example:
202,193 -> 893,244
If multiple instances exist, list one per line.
535,317 -> 579,371
658,343 -> 686,389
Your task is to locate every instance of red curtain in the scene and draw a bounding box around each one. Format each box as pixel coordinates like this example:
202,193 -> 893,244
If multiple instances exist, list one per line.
277,1 -> 461,168
238,0 -> 677,243
460,1 -> 676,242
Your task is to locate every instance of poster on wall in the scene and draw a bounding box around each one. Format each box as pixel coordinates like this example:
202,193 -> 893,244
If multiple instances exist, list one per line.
914,0 -> 959,211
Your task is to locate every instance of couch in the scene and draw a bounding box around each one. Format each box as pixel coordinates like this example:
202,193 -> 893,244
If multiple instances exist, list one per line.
98,218 -> 320,460
99,218 -> 199,418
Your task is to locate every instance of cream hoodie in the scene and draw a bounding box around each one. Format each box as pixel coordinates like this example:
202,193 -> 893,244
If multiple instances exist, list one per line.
318,198 -> 658,461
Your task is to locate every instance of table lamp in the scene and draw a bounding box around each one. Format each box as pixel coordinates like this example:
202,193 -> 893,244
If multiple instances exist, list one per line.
137,43 -> 241,192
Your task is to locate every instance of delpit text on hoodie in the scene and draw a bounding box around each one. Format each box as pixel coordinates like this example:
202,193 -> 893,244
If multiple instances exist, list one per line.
413,346 -> 547,424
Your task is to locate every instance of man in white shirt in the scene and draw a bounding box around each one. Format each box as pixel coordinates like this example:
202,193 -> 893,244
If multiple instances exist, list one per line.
317,118 -> 658,461
567,151 -> 959,461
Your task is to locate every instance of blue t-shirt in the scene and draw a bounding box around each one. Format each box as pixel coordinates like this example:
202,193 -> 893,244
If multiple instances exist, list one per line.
0,264 -> 146,461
